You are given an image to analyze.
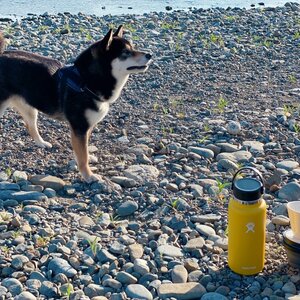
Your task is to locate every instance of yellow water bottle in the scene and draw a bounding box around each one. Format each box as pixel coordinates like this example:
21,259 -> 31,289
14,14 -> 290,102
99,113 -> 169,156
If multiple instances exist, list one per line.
228,167 -> 266,275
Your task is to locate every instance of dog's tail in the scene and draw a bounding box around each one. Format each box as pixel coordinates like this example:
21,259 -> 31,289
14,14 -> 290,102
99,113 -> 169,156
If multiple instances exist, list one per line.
0,32 -> 5,54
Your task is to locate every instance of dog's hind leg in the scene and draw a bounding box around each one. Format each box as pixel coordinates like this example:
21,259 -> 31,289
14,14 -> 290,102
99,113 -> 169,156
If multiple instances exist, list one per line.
15,102 -> 52,148
71,128 -> 102,183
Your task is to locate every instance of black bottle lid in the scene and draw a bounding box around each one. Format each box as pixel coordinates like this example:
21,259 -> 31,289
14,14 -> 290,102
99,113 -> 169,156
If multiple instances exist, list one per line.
232,167 -> 264,202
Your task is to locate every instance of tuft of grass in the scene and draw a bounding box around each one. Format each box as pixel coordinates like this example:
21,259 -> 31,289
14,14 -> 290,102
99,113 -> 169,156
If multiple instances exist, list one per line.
36,236 -> 49,247
283,104 -> 297,116
262,39 -> 272,48
12,230 -> 21,238
294,123 -> 300,134
208,33 -> 224,47
293,32 -> 300,40
153,103 -> 159,111
224,15 -> 236,22
0,246 -> 10,255
171,199 -> 179,209
198,135 -> 210,144
203,123 -> 211,132
37,25 -> 49,32
0,212 -> 11,221
288,74 -> 297,84
88,237 -> 99,256
5,167 -> 12,177
216,96 -> 228,113
125,23 -> 136,33
160,21 -> 178,30
216,178 -> 230,202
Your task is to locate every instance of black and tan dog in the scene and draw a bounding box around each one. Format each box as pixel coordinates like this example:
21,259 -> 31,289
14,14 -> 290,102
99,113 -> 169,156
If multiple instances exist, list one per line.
0,26 -> 152,182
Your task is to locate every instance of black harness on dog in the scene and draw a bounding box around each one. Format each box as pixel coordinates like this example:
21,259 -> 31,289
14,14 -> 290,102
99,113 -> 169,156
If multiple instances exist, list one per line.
54,65 -> 100,109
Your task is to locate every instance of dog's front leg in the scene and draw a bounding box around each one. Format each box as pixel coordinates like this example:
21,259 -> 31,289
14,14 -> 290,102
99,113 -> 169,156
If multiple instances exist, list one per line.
70,128 -> 102,183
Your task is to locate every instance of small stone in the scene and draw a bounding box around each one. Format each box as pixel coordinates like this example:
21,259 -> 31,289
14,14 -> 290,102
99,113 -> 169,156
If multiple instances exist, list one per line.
156,245 -> 184,257
116,271 -> 138,284
271,215 -> 290,226
0,182 -> 20,190
97,249 -> 117,263
84,284 -> 112,298
23,205 -> 46,214
110,176 -> 136,188
216,151 -> 252,163
11,255 -> 29,270
227,121 -> 241,135
217,159 -> 239,171
276,160 -> 299,172
189,184 -> 204,198
125,284 -> 153,300
133,258 -> 149,275
128,244 -> 144,261
78,216 -> 95,226
15,291 -> 37,300
278,182 -> 300,202
48,257 -> 77,277
171,265 -> 188,283
102,278 -> 122,290
188,147 -> 214,159
30,175 -> 65,191
117,200 -> 138,216
184,259 -> 199,272
43,188 -> 56,198
1,278 -> 23,296
196,224 -> 216,237
157,282 -> 206,299
12,190 -> 47,201
124,165 -> 159,185
243,141 -> 264,153
12,171 -> 28,182
282,281 -> 297,294
183,237 -> 205,251
191,214 -> 221,223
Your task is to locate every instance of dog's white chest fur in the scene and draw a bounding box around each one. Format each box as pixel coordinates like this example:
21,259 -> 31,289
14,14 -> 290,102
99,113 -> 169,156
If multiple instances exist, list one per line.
85,102 -> 110,128
85,74 -> 129,127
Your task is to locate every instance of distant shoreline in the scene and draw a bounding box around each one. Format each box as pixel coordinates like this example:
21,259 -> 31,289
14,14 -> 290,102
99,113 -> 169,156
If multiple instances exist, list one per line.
0,0 -> 299,20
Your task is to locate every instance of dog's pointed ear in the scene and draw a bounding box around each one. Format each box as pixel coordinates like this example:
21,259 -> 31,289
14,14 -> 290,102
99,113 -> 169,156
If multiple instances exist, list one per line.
102,28 -> 113,50
113,25 -> 123,38
91,29 -> 113,58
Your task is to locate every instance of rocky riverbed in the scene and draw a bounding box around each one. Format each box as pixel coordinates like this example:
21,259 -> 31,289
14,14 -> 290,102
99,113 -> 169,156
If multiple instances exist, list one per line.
0,3 -> 300,300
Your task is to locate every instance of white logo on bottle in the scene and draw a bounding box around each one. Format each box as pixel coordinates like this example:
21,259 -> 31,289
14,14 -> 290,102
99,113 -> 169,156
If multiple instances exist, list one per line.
246,222 -> 255,233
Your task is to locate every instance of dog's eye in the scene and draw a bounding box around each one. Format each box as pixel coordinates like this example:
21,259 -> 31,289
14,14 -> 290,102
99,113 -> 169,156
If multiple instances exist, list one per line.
123,49 -> 132,56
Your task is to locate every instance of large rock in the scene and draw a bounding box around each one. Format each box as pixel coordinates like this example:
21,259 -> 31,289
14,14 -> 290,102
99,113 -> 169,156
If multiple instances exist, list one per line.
216,151 -> 252,163
124,165 -> 159,185
47,257 -> 77,277
156,245 -> 184,257
243,141 -> 264,153
30,175 -> 65,191
158,282 -> 206,299
188,147 -> 214,159
276,160 -> 299,172
0,182 -> 20,190
278,182 -> 300,202
183,237 -> 205,251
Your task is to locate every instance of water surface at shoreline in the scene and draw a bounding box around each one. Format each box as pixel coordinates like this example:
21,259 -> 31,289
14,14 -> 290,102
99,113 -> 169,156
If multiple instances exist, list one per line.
0,0 -> 299,18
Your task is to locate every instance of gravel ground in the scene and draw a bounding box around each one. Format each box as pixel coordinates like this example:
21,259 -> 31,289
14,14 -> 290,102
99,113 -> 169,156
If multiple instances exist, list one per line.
0,3 -> 299,300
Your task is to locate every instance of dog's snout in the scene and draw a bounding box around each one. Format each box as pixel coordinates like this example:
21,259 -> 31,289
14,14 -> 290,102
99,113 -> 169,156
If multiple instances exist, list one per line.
145,53 -> 152,60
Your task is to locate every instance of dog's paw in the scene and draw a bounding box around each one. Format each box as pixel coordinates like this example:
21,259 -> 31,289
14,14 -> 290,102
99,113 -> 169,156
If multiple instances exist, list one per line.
36,141 -> 52,148
85,173 -> 103,183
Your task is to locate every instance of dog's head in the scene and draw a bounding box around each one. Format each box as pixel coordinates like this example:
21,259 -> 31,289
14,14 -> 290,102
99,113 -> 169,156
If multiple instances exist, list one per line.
75,26 -> 152,78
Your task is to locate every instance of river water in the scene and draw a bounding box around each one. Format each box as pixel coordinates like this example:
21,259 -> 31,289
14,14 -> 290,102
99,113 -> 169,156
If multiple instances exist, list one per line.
0,0 -> 299,18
